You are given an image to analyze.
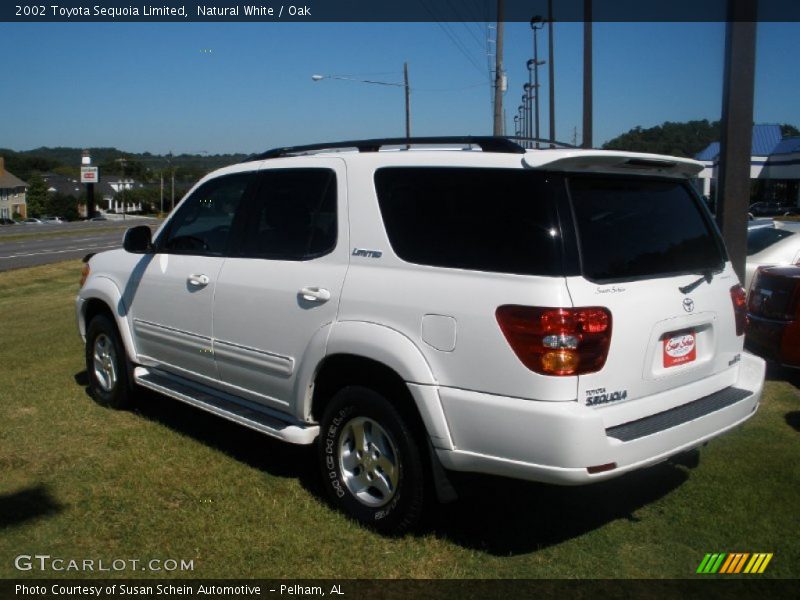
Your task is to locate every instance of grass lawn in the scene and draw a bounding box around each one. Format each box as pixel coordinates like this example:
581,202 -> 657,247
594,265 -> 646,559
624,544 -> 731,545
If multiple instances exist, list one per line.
1,261 -> 798,579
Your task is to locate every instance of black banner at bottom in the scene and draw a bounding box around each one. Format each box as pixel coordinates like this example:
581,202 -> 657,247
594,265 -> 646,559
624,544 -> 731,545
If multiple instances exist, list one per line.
1,579 -> 797,600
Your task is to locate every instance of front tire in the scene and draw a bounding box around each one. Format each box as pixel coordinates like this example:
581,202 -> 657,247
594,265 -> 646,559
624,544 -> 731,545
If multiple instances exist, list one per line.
318,386 -> 425,534
85,314 -> 134,409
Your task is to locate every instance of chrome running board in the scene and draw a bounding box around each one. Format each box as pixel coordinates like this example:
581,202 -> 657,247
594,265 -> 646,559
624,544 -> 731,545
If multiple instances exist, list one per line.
134,367 -> 318,444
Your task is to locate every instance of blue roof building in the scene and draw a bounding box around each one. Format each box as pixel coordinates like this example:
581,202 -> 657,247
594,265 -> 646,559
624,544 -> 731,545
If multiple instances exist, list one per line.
695,124 -> 800,205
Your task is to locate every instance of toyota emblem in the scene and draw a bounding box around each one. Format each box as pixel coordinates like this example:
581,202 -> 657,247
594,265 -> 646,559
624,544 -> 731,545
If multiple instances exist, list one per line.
682,298 -> 695,313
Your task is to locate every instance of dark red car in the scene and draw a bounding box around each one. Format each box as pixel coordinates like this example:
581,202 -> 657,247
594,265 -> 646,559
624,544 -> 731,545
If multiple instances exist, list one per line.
746,266 -> 800,366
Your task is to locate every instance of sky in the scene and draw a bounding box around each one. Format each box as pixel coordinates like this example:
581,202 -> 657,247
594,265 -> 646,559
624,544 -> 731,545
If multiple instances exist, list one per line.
1,20 -> 798,155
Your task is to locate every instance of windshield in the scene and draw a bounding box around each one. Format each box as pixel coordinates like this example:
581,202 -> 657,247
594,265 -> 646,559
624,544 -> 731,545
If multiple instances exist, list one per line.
747,227 -> 794,256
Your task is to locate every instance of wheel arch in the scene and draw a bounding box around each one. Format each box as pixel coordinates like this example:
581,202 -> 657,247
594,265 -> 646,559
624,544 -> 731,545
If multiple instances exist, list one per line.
79,276 -> 137,362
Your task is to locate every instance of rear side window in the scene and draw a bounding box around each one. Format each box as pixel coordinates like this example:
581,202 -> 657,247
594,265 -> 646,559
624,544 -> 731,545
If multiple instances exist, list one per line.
568,176 -> 725,282
374,167 -> 563,276
747,227 -> 794,256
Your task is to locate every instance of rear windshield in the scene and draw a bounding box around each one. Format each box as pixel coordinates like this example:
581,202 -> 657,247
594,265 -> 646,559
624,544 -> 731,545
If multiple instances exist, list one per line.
568,176 -> 725,282
747,227 -> 794,256
374,167 -> 564,276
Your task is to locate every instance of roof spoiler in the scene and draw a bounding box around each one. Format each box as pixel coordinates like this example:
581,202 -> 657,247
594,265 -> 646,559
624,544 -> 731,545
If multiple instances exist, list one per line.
524,150 -> 704,178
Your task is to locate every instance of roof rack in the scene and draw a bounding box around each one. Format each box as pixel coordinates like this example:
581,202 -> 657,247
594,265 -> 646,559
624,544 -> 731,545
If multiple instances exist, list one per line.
506,136 -> 578,149
247,136 -> 526,161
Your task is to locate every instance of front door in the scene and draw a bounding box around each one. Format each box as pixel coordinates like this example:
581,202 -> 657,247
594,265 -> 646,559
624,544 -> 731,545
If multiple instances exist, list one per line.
129,170 -> 254,382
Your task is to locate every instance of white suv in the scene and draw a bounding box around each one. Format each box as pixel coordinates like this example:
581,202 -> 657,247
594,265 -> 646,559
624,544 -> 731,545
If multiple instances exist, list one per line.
76,137 -> 765,532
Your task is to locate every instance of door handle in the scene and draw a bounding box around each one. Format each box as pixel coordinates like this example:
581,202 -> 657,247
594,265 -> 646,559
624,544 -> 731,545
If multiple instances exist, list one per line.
188,274 -> 210,287
300,286 -> 331,302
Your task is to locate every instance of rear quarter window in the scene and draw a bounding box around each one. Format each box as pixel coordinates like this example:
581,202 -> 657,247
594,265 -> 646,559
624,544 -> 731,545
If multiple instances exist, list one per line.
374,167 -> 564,276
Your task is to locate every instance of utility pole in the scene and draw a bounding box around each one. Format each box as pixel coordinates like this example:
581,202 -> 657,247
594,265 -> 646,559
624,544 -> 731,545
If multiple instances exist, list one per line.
168,151 -> 175,211
493,0 -> 505,136
404,62 -> 411,143
582,0 -> 593,148
717,0 -> 758,283
548,0 -> 556,147
530,17 -> 545,148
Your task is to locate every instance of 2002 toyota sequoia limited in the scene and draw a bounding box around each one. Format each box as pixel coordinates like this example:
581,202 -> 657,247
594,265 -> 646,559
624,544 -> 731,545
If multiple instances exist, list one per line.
77,137 -> 765,533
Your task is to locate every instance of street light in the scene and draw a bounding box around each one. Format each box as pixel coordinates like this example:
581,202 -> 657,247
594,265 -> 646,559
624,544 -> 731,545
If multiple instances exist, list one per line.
524,83 -> 533,147
547,0 -> 557,148
521,94 -> 529,149
312,63 -> 411,141
530,16 -> 546,148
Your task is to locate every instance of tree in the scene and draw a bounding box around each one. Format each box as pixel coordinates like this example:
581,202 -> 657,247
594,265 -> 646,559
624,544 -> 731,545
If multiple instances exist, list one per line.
26,173 -> 48,217
780,123 -> 800,138
603,120 -> 721,158
45,193 -> 80,221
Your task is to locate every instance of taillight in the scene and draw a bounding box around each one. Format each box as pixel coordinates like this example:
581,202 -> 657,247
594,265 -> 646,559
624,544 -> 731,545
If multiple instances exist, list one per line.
730,284 -> 747,336
496,306 -> 612,376
79,263 -> 90,288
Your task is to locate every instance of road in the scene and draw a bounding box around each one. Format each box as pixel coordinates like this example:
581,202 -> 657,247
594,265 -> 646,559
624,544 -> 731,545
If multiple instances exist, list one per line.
0,218 -> 161,272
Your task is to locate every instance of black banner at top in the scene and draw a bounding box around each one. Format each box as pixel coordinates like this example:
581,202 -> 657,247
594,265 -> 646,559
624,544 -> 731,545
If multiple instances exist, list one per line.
3,0 -> 800,23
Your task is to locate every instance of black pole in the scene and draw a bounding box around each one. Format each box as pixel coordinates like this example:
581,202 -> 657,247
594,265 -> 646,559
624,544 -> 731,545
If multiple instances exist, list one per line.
547,0 -> 556,147
522,94 -> 528,147
717,0 -> 758,284
582,0 -> 593,148
403,61 -> 411,142
533,26 -> 541,148
86,183 -> 94,219
526,64 -> 533,146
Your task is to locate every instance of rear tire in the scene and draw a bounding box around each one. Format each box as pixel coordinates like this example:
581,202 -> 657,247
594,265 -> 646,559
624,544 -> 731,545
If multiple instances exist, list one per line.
318,385 -> 425,534
85,314 -> 134,409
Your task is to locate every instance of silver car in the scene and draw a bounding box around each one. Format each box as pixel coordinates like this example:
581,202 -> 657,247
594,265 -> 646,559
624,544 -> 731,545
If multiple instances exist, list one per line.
745,220 -> 800,290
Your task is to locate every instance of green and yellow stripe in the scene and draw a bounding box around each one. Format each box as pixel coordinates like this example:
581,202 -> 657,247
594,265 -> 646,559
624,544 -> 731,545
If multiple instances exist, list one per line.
696,552 -> 773,574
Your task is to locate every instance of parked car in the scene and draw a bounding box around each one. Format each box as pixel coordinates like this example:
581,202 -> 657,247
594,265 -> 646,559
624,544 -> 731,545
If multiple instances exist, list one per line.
745,265 -> 800,367
745,221 -> 800,290
748,201 -> 800,217
76,136 -> 765,533
90,216 -> 108,222
23,218 -> 44,224
42,216 -> 65,224
0,217 -> 16,225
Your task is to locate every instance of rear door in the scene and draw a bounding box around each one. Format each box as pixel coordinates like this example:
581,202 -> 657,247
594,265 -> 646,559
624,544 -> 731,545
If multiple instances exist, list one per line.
211,160 -> 348,411
562,175 -> 742,412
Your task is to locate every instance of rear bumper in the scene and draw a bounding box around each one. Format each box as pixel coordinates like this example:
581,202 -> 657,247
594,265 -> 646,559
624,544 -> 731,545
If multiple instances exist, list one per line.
435,352 -> 765,485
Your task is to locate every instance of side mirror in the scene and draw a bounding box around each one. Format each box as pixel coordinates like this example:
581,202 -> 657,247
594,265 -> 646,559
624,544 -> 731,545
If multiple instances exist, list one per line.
123,226 -> 152,254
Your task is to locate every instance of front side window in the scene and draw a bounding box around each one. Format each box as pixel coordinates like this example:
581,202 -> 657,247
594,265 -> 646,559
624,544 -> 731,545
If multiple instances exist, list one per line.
160,172 -> 252,256
239,169 -> 337,261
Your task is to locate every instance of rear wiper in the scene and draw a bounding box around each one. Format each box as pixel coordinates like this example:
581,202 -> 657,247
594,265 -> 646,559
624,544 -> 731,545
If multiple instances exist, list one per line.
679,270 -> 716,294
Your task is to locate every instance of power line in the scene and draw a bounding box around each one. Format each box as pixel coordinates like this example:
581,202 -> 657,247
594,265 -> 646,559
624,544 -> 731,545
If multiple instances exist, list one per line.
419,1 -> 488,79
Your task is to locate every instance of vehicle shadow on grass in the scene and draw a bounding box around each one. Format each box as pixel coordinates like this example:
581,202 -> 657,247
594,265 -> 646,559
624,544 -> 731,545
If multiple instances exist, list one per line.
785,412 -> 800,432
130,387 -> 322,492
764,362 -> 800,387
75,373 -> 692,554
0,485 -> 63,529
423,458 -> 693,556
